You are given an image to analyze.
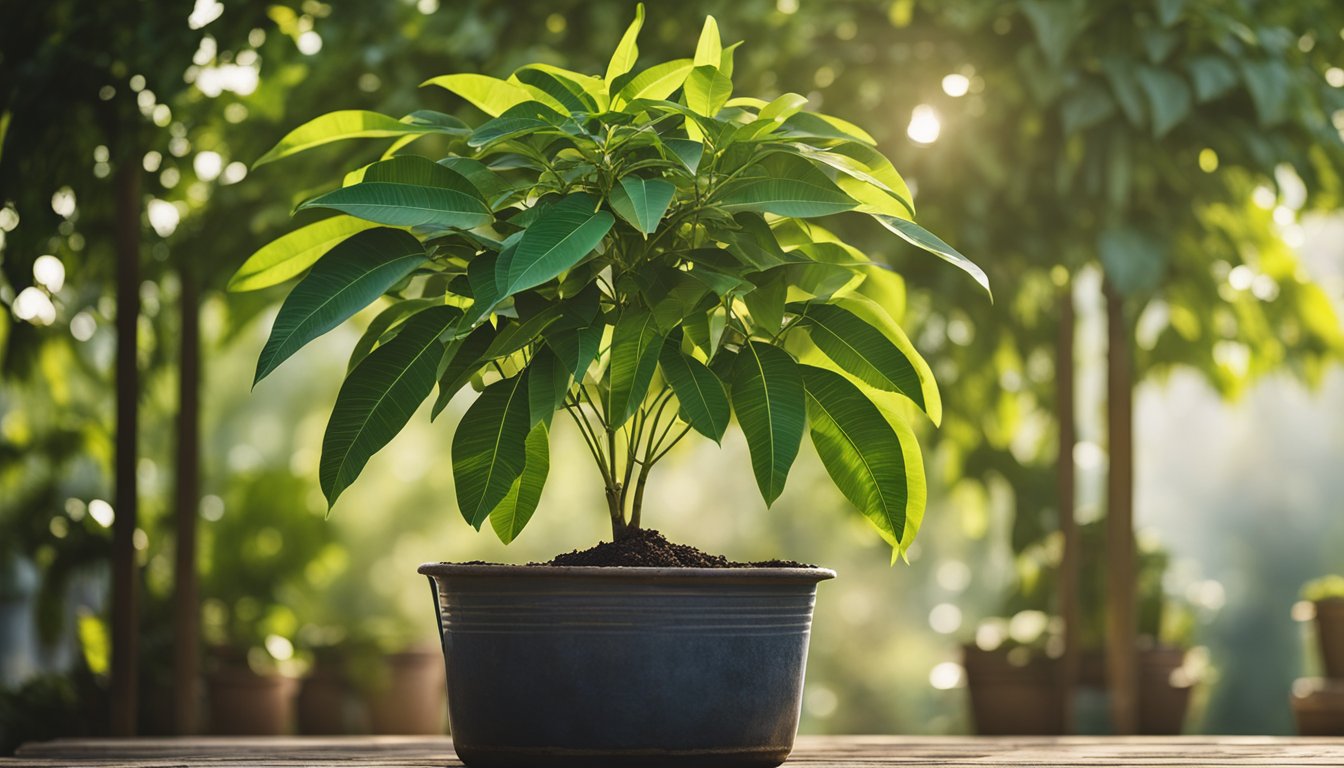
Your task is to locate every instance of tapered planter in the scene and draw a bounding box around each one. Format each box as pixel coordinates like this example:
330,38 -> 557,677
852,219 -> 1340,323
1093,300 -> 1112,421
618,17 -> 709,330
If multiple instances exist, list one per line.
366,647 -> 447,735
962,645 -> 1063,735
418,563 -> 834,768
1292,678 -> 1344,735
1315,598 -> 1344,679
206,662 -> 297,735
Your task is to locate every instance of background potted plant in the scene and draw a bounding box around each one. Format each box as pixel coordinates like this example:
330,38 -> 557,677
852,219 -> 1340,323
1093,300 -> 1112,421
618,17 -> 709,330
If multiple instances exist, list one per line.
235,7 -> 985,765
1293,575 -> 1344,735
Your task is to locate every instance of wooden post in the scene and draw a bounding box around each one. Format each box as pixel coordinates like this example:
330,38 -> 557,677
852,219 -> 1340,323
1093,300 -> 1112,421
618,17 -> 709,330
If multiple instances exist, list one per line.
172,262 -> 201,734
1056,279 -> 1079,734
109,158 -> 141,737
1103,280 -> 1137,734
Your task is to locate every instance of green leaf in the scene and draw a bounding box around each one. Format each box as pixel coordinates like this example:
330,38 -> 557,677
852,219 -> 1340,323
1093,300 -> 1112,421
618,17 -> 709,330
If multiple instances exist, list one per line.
254,110 -> 444,167
298,175 -> 493,231
790,301 -> 934,420
659,341 -> 729,442
1134,65 -> 1191,138
525,346 -> 572,429
430,322 -> 498,420
801,364 -> 919,559
546,324 -> 603,382
743,271 -> 786,334
319,305 -> 460,507
452,372 -> 533,528
488,421 -> 550,544
614,59 -> 693,107
693,15 -> 722,69
347,298 -> 440,374
467,101 -> 569,148
664,139 -> 704,173
684,65 -> 733,116
606,307 -> 666,428
1184,55 -> 1239,102
514,67 -> 595,114
498,192 -> 614,298
1155,0 -> 1185,26
609,176 -> 675,236
731,341 -> 805,506
1061,81 -> 1117,136
255,228 -> 427,384
438,157 -> 512,206
1101,56 -> 1147,127
719,153 -> 857,220
422,74 -> 533,117
779,111 -> 876,145
229,217 -> 377,292
1019,0 -> 1088,68
1239,60 -> 1292,127
873,215 -> 991,299
606,3 -> 646,85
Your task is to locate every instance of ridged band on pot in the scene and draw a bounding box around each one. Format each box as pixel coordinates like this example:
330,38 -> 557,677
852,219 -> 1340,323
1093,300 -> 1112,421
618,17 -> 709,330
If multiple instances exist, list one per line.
418,563 -> 835,768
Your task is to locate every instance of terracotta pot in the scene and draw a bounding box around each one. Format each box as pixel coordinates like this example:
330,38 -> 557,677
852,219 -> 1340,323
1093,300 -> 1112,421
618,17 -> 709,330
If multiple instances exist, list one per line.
365,648 -> 447,735
962,645 -> 1064,735
1315,599 -> 1344,679
420,563 -> 834,768
298,660 -> 363,735
1136,645 -> 1191,735
206,663 -> 297,735
1292,678 -> 1344,736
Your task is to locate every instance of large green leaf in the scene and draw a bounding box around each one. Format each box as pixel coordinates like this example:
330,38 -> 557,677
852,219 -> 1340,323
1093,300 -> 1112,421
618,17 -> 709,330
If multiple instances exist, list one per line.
613,59 -> 693,107
488,421 -> 550,544
453,372 -> 533,528
346,298 -> 439,374
422,74 -> 533,117
659,341 -> 729,442
789,302 -> 930,416
546,324 -> 603,382
526,346 -> 572,427
693,15 -> 722,68
801,364 -> 917,559
605,3 -> 645,84
1134,65 -> 1192,138
605,307 -> 666,428
874,215 -> 991,299
355,155 -> 485,195
430,322 -> 498,420
498,192 -> 614,297
609,176 -> 675,236
254,110 -> 445,167
298,176 -> 492,231
731,341 -> 805,506
229,217 -> 376,293
514,67 -> 595,114
684,65 -> 733,117
719,156 -> 855,219
319,305 -> 461,507
254,228 -> 427,384
833,295 -> 941,425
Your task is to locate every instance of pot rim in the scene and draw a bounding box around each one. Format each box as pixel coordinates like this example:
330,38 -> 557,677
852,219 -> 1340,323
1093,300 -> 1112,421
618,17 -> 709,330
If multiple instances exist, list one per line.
417,562 -> 836,583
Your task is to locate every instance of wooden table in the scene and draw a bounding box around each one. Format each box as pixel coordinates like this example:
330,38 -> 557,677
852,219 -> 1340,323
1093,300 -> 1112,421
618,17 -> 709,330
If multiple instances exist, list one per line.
2,737 -> 1344,768
4,735 -> 1343,766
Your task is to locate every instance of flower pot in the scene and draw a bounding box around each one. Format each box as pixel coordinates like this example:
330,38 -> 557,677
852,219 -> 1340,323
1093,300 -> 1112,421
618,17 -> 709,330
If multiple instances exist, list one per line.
1136,645 -> 1191,735
419,563 -> 834,768
298,658 -> 363,735
962,645 -> 1064,735
1292,678 -> 1344,736
1314,598 -> 1344,679
365,648 -> 446,735
206,663 -> 297,735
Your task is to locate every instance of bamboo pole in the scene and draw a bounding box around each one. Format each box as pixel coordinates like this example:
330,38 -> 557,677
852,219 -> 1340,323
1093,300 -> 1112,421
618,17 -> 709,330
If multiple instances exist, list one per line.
1103,280 -> 1137,734
109,159 -> 141,737
1057,279 -> 1079,734
172,262 -> 201,734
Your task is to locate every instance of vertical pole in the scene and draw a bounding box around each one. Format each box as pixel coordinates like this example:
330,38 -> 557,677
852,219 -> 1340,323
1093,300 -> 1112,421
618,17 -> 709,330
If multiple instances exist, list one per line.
109,158 -> 141,737
1104,280 -> 1137,734
172,262 -> 201,734
1056,279 -> 1079,734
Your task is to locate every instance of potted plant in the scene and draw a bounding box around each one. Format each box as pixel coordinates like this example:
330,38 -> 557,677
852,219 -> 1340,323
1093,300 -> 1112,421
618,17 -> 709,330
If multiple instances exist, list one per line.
236,7 -> 985,765
1293,575 -> 1344,736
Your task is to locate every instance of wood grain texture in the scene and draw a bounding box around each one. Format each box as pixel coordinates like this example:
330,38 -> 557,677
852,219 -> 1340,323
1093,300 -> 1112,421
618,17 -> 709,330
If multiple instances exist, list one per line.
4,736 -> 1344,767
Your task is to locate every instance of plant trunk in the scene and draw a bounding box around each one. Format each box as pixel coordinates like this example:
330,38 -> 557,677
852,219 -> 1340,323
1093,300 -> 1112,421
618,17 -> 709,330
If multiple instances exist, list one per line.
110,158 -> 141,737
172,262 -> 201,734
1056,280 -> 1079,734
1104,280 -> 1138,734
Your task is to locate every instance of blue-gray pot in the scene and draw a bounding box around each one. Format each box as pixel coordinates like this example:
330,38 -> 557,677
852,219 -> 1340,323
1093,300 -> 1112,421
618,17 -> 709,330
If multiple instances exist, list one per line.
418,563 -> 835,768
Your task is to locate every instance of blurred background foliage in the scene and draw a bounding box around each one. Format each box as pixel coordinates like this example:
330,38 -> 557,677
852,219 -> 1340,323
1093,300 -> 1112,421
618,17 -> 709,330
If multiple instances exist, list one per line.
2,0 -> 1343,739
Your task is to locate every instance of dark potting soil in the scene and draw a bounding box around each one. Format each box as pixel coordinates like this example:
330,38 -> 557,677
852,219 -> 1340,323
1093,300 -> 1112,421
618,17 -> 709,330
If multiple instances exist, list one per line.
542,528 -> 812,568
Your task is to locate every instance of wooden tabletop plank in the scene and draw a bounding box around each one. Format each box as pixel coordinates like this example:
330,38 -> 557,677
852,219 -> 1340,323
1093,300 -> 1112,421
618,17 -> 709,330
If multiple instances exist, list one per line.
4,735 -> 1343,767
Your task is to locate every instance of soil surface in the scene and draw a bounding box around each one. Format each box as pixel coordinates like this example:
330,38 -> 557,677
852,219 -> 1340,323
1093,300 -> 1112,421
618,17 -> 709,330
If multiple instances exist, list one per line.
541,528 -> 812,568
